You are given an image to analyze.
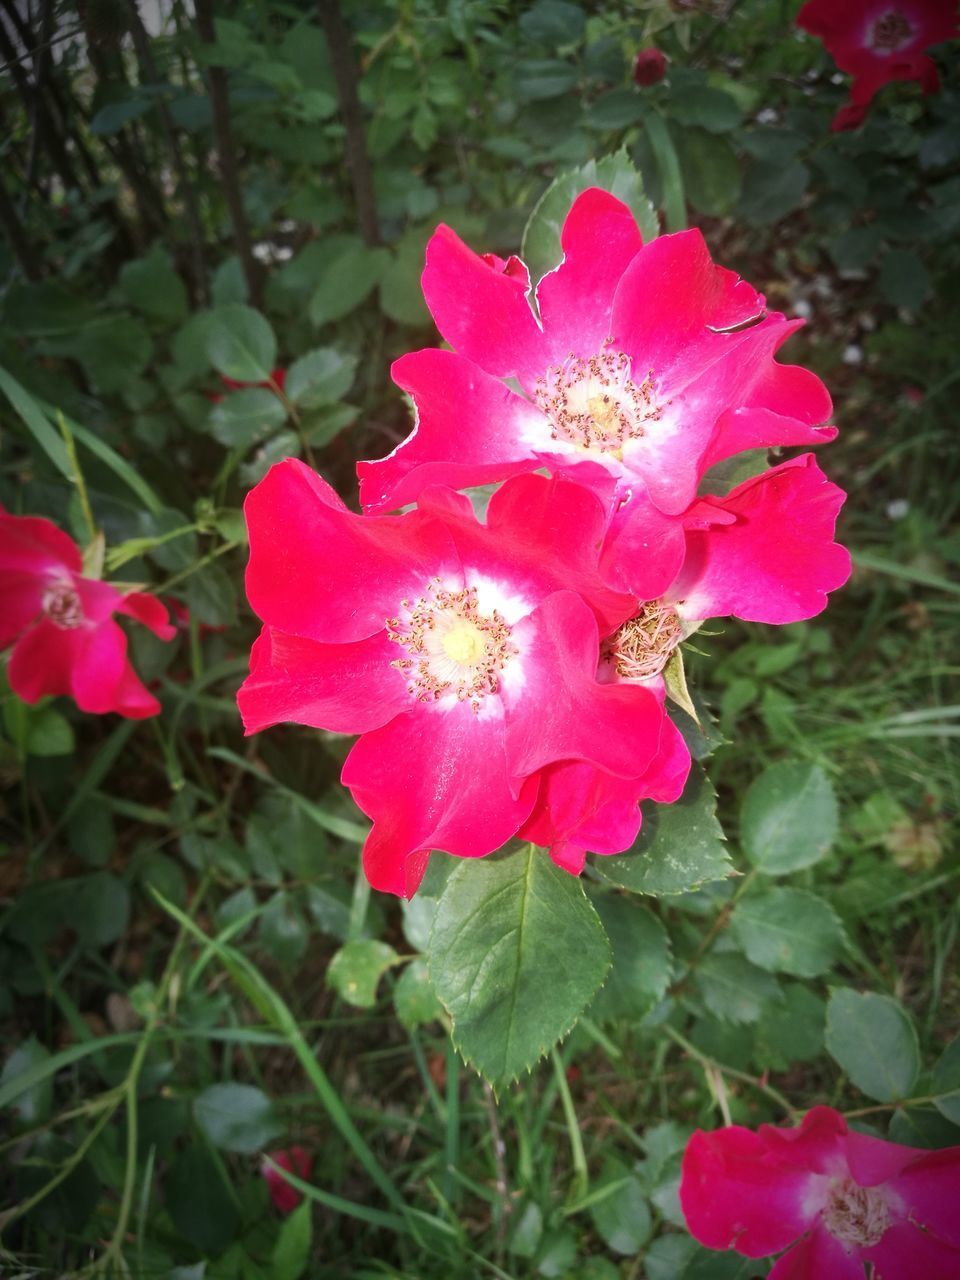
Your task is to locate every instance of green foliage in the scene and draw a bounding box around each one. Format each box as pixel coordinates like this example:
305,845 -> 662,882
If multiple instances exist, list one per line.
193,1082 -> 282,1153
428,845 -> 610,1085
740,761 -> 838,875
730,888 -> 846,977
825,990 -> 920,1102
596,767 -> 732,896
521,151 -> 659,287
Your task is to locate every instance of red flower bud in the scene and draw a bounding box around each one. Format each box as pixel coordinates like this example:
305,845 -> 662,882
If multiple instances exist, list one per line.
633,47 -> 667,87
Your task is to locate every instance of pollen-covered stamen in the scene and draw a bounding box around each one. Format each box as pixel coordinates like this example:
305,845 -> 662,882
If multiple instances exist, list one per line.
822,1179 -> 890,1248
534,344 -> 665,457
42,581 -> 84,629
386,580 -> 518,712
871,9 -> 912,49
604,601 -> 683,681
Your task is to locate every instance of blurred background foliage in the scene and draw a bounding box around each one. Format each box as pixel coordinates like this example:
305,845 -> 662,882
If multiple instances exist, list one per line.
0,0 -> 958,1276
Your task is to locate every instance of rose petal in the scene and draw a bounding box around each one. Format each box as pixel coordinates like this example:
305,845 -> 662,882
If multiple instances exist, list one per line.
0,511 -> 82,575
238,626 -> 410,735
358,349 -> 545,514
680,1125 -> 820,1258
421,223 -> 547,385
245,457 -> 461,643
670,454 -> 851,624
118,591 -> 176,641
535,187 -> 644,362
503,591 -> 668,784
768,1226 -> 866,1280
342,704 -> 537,897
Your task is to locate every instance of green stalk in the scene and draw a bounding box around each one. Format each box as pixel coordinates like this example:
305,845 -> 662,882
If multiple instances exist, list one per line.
644,111 -> 686,232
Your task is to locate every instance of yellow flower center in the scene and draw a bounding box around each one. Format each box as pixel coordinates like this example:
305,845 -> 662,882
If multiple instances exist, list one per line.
441,619 -> 487,666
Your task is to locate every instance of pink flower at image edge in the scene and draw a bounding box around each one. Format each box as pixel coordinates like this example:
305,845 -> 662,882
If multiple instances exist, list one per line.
797,0 -> 958,130
0,508 -> 174,719
680,1106 -> 960,1278
262,1146 -> 312,1215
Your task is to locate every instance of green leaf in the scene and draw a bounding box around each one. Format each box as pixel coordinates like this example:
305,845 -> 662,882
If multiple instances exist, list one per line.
90,97 -> 151,134
0,363 -> 71,475
165,1143 -> 240,1254
521,150 -> 658,287
730,888 -> 846,977
509,1201 -> 543,1257
25,707 -> 75,757
211,256 -> 249,305
393,958 -> 444,1029
519,0 -> 585,44
754,983 -> 825,1070
932,1035 -> 960,1125
739,159 -> 809,226
696,953 -> 782,1024
68,797 -> 115,866
669,86 -> 741,134
327,940 -> 398,1009
258,891 -> 309,970
74,872 -> 130,949
119,245 -> 189,325
676,129 -> 741,217
270,1200 -> 312,1280
206,304 -> 277,382
878,249 -> 931,310
67,314 -> 153,393
595,767 -> 732,897
586,89 -> 646,131
379,244 -> 431,326
285,348 -> 357,408
193,1082 -> 281,1153
1,1037 -> 53,1126
309,246 -> 390,326
186,562 -> 237,627
644,113 -> 686,232
427,844 -> 610,1086
824,989 -> 919,1102
829,226 -> 884,273
588,894 -> 671,1022
740,760 -> 838,875
210,388 -> 287,449
514,58 -> 578,102
589,1160 -> 651,1255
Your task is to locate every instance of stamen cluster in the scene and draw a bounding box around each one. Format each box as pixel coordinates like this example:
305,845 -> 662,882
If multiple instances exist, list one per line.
871,9 -> 912,48
42,582 -> 84,629
822,1179 -> 890,1248
534,346 -> 662,456
605,601 -> 683,681
386,581 -> 517,711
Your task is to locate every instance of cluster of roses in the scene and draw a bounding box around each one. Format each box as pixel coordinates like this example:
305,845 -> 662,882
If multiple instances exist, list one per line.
236,188 -> 851,897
